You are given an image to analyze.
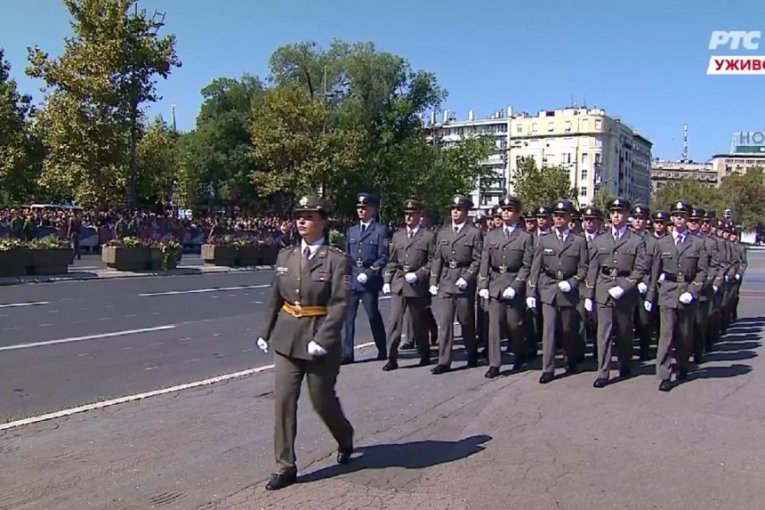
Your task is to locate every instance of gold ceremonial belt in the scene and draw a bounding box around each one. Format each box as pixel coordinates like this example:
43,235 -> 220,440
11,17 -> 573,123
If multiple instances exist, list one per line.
282,302 -> 328,318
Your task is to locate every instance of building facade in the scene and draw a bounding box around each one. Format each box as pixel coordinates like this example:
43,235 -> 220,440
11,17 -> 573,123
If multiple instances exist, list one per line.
433,106 -> 652,213
650,159 -> 717,193
711,153 -> 765,183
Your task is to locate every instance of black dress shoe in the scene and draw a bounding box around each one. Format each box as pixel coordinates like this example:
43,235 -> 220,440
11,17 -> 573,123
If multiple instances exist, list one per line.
593,378 -> 608,388
619,367 -> 632,379
539,372 -> 554,384
418,357 -> 431,367
382,360 -> 398,371
658,380 -> 672,392
484,367 -> 500,379
400,342 -> 414,350
466,355 -> 479,368
337,447 -> 353,464
677,368 -> 688,381
376,352 -> 388,361
266,472 -> 296,491
431,364 -> 450,375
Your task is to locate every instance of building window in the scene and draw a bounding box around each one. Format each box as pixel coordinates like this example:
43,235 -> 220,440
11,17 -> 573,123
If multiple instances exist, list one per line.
595,118 -> 602,129
532,123 -> 538,133
564,120 -> 572,132
594,153 -> 602,165
547,122 -> 554,132
582,153 -> 588,164
516,124 -> 522,134
580,186 -> 588,197
581,169 -> 588,180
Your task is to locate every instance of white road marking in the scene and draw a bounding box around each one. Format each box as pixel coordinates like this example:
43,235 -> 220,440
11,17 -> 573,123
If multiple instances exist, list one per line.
77,353 -> 89,357
0,325 -> 177,352
120,346 -> 133,351
39,324 -> 54,327
47,310 -> 59,314
2,327 -> 19,331
0,301 -> 49,309
139,284 -> 270,297
97,317 -> 112,321
124,314 -> 137,318
144,366 -> 157,371
0,341 -> 377,431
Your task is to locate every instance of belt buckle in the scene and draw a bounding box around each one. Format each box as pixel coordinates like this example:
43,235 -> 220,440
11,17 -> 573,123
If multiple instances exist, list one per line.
449,260 -> 457,269
499,265 -> 507,274
609,268 -> 618,278
556,270 -> 563,280
356,259 -> 364,268
678,272 -> 685,283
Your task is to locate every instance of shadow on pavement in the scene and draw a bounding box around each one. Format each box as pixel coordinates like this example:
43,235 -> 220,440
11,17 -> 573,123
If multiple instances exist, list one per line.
299,434 -> 492,483
687,363 -> 752,381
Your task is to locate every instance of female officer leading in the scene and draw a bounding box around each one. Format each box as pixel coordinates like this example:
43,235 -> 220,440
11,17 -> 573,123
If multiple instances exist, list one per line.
257,196 -> 355,490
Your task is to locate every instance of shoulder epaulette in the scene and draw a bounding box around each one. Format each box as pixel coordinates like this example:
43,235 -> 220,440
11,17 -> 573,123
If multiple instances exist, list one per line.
327,246 -> 346,256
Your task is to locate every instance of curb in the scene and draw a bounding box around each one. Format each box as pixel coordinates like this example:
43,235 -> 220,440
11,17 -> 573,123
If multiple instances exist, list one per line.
0,265 -> 275,286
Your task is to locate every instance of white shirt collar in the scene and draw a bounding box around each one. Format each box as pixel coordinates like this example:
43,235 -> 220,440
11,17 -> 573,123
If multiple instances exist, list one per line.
554,227 -> 570,240
300,238 -> 325,258
407,225 -> 419,235
538,229 -> 549,236
585,230 -> 598,240
452,221 -> 466,233
673,229 -> 687,242
503,224 -> 517,235
360,220 -> 373,229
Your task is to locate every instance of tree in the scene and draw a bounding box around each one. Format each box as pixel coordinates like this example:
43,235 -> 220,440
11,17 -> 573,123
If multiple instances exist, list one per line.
592,188 -> 616,212
719,168 -> 765,230
651,179 -> 724,213
0,49 -> 40,204
250,82 -> 363,214
136,116 -> 178,205
179,75 -> 264,207
27,0 -> 180,207
511,157 -> 576,209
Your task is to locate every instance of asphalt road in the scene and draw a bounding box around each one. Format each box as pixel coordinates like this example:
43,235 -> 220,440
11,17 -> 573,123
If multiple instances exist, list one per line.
1,271 -> 391,422
2,251 -> 764,509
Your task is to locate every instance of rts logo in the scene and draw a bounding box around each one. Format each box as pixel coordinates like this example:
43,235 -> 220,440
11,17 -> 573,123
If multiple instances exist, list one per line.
707,30 -> 765,75
708,31 -> 761,50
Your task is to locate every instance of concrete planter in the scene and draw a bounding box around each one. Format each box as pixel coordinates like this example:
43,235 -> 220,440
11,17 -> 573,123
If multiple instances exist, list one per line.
0,248 -> 31,277
30,248 -> 74,275
102,246 -> 150,271
201,244 -> 237,266
148,248 -> 163,271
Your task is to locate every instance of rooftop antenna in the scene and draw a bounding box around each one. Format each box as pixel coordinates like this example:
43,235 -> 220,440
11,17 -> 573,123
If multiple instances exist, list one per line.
682,123 -> 688,162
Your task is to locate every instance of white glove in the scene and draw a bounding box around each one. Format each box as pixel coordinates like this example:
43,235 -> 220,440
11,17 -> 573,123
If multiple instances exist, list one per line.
679,292 -> 693,305
659,273 -> 666,283
644,301 -> 653,313
455,277 -> 468,290
584,298 -> 593,312
608,286 -> 625,300
735,273 -> 741,281
713,284 -> 719,293
256,337 -> 268,353
356,273 -> 368,284
429,285 -> 439,296
502,287 -> 516,300
557,281 -> 572,293
404,272 -> 418,284
307,340 -> 327,356
382,283 -> 391,295
637,282 -> 648,295
478,289 -> 490,300
725,274 -> 731,282
526,296 -> 537,309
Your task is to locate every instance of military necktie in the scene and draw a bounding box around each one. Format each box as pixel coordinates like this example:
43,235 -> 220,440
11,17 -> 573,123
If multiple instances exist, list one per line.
361,224 -> 367,234
408,229 -> 414,239
454,226 -> 459,234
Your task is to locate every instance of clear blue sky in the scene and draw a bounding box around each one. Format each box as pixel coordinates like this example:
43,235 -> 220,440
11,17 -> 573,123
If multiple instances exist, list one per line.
3,0 -> 764,161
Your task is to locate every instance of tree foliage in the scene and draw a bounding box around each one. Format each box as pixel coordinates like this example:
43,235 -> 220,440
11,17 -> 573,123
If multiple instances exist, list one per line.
26,0 -> 180,207
511,157 -> 576,209
0,49 -> 40,204
651,179 -> 724,214
719,169 -> 765,230
136,116 -> 178,205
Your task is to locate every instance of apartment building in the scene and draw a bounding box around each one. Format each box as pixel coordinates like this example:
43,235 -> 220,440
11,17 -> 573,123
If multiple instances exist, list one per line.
650,159 -> 717,193
432,106 -> 652,213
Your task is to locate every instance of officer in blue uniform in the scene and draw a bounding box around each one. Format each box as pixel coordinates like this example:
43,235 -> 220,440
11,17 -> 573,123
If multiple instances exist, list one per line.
342,193 -> 389,363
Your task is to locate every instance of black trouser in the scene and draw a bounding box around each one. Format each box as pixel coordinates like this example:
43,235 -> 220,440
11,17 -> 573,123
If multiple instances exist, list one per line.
387,294 -> 430,362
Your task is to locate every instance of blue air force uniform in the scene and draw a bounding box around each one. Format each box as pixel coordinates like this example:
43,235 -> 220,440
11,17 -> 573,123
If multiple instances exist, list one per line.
342,193 -> 389,362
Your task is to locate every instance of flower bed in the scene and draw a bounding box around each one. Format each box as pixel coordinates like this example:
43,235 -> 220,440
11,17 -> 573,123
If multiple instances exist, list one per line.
102,236 -> 183,271
0,237 -> 74,276
203,236 -> 278,267
0,240 -> 30,277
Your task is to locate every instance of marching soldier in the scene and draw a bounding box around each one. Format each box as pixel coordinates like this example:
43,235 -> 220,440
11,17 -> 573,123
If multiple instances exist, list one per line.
477,195 -> 534,378
630,203 -> 655,360
701,211 -> 724,346
257,196 -> 354,491
382,199 -> 435,370
343,193 -> 388,363
580,206 -> 604,361
522,209 -> 541,359
430,194 -> 484,374
490,204 -> 503,230
729,227 -> 746,323
688,207 -> 721,362
528,205 -> 553,357
569,208 -> 583,236
586,198 -> 648,388
476,207 -> 501,358
528,200 -> 588,383
718,221 -> 737,332
645,201 -> 708,392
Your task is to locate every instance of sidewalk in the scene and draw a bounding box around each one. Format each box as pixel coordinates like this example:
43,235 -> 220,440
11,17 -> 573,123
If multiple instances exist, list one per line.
0,263 -> 273,286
